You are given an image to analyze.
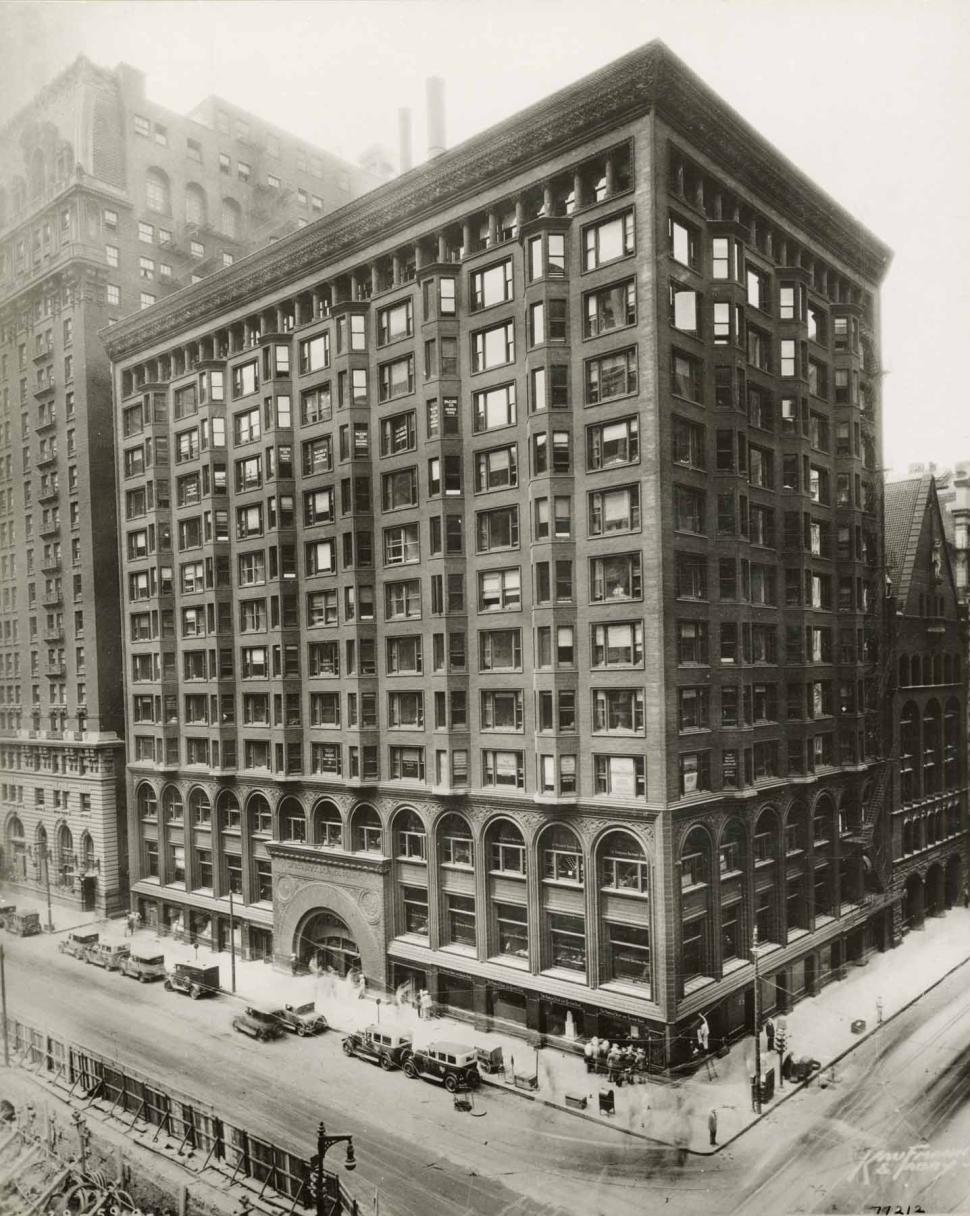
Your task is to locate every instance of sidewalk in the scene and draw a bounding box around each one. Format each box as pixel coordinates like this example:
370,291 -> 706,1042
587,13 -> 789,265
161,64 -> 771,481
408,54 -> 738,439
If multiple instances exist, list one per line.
110,906 -> 970,1153
0,884 -> 102,935
13,883 -> 970,1155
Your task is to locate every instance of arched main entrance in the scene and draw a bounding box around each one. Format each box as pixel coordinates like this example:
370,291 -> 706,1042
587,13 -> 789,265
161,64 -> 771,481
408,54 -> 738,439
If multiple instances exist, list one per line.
297,910 -> 361,977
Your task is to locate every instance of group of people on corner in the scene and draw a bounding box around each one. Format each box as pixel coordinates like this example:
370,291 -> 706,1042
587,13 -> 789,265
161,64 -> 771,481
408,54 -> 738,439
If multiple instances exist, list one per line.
583,1036 -> 649,1084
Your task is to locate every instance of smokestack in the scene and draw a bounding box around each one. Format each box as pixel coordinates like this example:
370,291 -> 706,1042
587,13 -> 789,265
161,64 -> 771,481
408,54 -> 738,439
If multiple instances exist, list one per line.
398,107 -> 412,174
426,75 -> 445,159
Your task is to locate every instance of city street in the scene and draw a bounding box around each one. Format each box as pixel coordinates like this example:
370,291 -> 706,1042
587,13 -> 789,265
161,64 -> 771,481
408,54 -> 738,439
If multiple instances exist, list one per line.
3,927 -> 970,1214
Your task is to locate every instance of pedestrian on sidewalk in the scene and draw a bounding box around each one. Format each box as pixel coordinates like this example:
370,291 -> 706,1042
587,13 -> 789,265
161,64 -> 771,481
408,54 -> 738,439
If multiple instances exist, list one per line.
876,995 -> 883,1025
584,1038 -> 595,1072
765,1016 -> 775,1053
708,1108 -> 718,1146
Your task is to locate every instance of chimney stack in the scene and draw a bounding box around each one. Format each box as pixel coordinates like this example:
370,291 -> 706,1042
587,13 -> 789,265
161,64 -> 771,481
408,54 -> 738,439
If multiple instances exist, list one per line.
426,76 -> 446,159
398,107 -> 412,174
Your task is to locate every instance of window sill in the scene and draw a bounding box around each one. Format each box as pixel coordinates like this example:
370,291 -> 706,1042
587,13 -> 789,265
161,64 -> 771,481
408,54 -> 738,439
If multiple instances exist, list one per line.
599,979 -> 652,1000
683,974 -> 715,995
440,942 -> 477,959
487,953 -> 530,970
540,967 -> 588,984
721,957 -> 748,976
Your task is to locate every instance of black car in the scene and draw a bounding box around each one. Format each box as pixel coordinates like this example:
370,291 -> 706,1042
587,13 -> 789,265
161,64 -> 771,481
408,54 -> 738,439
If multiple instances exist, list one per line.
341,1025 -> 413,1071
402,1041 -> 481,1092
270,1002 -> 329,1036
232,1006 -> 286,1042
163,963 -> 220,999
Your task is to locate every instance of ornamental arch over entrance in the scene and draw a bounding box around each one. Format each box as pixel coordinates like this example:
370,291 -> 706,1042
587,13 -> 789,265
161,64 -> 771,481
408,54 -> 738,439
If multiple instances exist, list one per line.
274,878 -> 387,989
296,909 -> 361,977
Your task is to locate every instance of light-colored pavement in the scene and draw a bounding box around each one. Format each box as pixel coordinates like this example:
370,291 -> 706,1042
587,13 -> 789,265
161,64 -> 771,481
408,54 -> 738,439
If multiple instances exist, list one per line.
47,897 -> 970,1154
3,891 -> 970,1214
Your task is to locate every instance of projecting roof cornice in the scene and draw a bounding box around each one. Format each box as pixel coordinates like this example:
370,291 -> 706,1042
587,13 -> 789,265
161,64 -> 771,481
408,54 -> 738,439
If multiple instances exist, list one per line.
102,39 -> 892,361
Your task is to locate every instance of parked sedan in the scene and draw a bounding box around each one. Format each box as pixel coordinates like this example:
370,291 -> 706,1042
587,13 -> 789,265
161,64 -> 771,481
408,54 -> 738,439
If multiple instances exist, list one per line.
269,1002 -> 329,1036
341,1025 -> 413,1071
232,1006 -> 286,1042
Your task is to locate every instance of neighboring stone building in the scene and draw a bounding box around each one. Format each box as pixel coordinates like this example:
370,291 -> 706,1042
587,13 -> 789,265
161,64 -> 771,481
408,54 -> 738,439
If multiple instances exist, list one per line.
884,475 -> 968,929
0,55 -> 379,914
102,39 -> 895,1066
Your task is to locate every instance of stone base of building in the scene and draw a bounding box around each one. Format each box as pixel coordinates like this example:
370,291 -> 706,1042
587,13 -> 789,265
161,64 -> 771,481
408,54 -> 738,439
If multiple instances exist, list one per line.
0,874 -> 124,919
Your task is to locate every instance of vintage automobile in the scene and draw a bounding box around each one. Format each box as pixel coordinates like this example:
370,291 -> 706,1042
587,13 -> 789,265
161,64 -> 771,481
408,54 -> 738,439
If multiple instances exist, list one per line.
269,1002 -> 329,1036
58,930 -> 100,959
163,962 -> 220,999
402,1041 -> 481,1092
2,910 -> 42,937
232,1006 -> 285,1042
119,952 -> 167,983
85,942 -> 131,971
341,1025 -> 413,1071
784,1055 -> 822,1083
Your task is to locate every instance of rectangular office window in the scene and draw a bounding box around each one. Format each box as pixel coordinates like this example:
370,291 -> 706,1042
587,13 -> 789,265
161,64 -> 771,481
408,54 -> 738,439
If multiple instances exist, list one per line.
584,211 -> 635,269
590,553 -> 642,602
470,259 -> 513,310
379,355 -> 415,402
594,755 -> 646,798
473,383 -> 516,432
472,321 -> 515,372
377,299 -> 413,345
585,348 -> 637,404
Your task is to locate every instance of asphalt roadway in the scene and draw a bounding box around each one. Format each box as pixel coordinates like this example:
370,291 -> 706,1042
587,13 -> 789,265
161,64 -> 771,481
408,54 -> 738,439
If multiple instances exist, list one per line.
3,930 -> 969,1215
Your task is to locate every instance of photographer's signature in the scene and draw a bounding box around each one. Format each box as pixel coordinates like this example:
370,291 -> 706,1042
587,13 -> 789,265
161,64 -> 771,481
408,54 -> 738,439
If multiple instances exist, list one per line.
848,1144 -> 970,1186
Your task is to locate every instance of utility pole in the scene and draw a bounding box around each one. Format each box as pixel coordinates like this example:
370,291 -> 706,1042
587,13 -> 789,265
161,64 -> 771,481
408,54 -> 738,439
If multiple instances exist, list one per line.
228,887 -> 237,994
751,926 -> 762,1115
1,945 -> 8,1067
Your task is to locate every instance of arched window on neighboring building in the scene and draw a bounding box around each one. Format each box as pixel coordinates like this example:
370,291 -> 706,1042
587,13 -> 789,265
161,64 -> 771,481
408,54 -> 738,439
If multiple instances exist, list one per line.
145,167 -> 171,214
185,182 -> 208,227
221,196 -> 242,239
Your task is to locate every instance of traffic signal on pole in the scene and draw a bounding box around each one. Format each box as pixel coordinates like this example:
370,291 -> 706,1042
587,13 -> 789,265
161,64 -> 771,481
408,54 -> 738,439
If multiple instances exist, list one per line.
775,1025 -> 787,1055
306,1156 -> 320,1201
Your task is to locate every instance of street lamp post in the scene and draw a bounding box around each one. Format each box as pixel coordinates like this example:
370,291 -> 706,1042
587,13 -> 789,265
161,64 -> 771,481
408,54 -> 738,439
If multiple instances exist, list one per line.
228,887 -> 237,994
751,926 -> 761,1116
41,846 -> 53,929
312,1120 -> 356,1216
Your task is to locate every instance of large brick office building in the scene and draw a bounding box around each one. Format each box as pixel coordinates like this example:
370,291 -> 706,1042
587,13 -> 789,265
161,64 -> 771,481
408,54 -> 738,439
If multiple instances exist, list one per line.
103,41 -> 898,1063
0,55 -> 379,914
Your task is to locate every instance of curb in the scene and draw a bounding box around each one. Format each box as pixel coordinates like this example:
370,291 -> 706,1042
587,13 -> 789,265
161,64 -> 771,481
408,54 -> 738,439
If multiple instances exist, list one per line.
701,946 -> 970,1155
477,948 -> 970,1157
18,917 -> 970,1158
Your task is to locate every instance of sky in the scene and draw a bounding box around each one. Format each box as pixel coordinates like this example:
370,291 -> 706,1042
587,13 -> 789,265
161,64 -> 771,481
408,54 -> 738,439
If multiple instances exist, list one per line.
1,0 -> 968,477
